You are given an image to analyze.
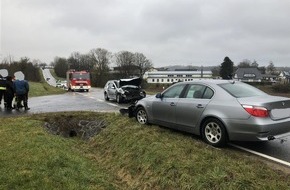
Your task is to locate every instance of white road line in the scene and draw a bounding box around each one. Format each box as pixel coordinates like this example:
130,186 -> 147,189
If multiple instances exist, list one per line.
75,92 -> 128,109
229,143 -> 290,168
79,94 -> 123,108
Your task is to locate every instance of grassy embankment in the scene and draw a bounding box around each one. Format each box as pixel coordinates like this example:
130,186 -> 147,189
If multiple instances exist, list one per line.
1,77 -> 289,189
49,69 -> 66,82
29,81 -> 65,97
29,69 -> 66,97
1,112 -> 290,189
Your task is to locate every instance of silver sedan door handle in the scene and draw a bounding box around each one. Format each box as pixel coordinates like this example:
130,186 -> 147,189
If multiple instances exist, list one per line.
196,104 -> 204,108
170,102 -> 176,106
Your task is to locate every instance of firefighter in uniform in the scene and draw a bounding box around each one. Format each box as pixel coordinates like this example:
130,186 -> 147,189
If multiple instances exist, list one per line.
0,75 -> 7,108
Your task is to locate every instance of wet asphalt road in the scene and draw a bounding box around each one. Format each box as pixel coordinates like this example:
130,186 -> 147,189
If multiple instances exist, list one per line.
0,87 -> 128,117
1,70 -> 289,166
43,68 -> 57,86
232,140 -> 290,164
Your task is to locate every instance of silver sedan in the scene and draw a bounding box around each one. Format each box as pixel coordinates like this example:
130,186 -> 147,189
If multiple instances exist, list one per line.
134,80 -> 290,147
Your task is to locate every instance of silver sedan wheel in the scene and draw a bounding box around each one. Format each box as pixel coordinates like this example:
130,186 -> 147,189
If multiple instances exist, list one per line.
202,118 -> 227,147
204,122 -> 222,144
136,108 -> 148,125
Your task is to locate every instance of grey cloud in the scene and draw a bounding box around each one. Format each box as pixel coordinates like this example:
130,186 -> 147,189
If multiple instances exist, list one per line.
1,0 -> 290,67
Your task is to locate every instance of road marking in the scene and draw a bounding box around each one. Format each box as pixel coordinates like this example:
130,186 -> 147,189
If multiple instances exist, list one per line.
229,143 -> 290,168
76,92 -> 126,108
107,102 -> 119,107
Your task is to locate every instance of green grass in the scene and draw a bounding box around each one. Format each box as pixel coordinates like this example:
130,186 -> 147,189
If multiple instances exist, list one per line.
26,68 -> 66,97
49,69 -> 66,81
0,113 -> 115,189
1,112 -> 289,189
29,82 -> 66,97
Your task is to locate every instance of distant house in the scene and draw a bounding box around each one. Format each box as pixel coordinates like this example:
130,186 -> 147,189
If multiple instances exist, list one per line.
261,74 -> 277,83
234,68 -> 263,82
278,71 -> 290,84
144,70 -> 212,84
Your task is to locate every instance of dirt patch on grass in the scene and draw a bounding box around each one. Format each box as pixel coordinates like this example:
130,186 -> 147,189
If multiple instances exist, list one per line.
43,115 -> 106,140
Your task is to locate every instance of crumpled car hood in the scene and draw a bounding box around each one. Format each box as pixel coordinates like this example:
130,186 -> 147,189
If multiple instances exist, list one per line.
119,77 -> 141,87
121,85 -> 139,90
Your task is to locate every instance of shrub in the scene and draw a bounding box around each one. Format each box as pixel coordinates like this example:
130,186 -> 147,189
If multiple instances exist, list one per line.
271,83 -> 290,93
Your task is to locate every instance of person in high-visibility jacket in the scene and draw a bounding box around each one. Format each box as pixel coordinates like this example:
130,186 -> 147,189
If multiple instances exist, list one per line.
0,75 -> 7,108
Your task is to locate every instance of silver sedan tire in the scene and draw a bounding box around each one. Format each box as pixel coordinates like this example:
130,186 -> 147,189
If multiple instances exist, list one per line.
136,107 -> 148,125
202,118 -> 227,147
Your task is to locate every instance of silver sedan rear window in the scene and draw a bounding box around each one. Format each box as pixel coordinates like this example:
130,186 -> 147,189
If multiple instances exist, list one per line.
219,82 -> 267,98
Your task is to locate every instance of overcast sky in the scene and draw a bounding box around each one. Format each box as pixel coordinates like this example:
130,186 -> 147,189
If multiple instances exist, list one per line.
1,0 -> 290,67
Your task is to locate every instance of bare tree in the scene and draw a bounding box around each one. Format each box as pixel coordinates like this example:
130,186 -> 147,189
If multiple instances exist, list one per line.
237,59 -> 251,68
79,53 -> 94,71
133,52 -> 153,78
115,51 -> 135,78
68,52 -> 81,70
90,48 -> 111,86
0,57 -> 41,81
266,61 -> 276,75
1,55 -> 14,64
54,57 -> 68,78
67,52 -> 93,71
251,60 -> 259,68
90,48 -> 111,73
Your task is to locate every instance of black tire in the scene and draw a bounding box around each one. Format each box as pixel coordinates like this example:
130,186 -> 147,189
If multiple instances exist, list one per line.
201,118 -> 227,147
136,107 -> 148,125
116,94 -> 122,104
141,91 -> 146,98
104,92 -> 109,101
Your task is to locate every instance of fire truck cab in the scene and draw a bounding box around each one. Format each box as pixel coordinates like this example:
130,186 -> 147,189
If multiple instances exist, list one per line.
66,70 -> 91,92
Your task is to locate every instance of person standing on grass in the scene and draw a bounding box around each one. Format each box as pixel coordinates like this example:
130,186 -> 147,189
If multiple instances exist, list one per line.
13,76 -> 30,110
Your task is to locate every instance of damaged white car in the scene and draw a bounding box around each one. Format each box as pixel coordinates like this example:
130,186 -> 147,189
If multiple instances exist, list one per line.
104,77 -> 146,103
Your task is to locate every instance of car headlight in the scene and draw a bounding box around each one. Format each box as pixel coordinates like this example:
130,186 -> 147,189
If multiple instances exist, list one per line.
118,89 -> 126,95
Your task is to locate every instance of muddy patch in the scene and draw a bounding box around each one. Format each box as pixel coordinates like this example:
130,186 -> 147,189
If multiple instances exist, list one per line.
43,115 -> 106,140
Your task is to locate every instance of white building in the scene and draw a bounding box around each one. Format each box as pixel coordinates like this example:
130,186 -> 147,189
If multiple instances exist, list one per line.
144,70 -> 212,84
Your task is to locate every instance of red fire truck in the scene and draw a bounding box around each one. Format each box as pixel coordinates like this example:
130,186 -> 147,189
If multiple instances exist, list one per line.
66,70 -> 91,92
